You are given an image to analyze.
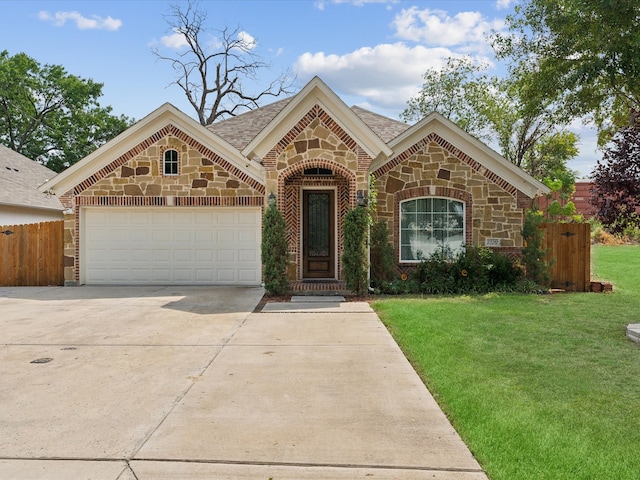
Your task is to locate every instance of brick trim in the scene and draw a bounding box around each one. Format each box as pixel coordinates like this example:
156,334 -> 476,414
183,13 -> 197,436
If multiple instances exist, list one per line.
374,132 -> 519,197
76,196 -> 263,207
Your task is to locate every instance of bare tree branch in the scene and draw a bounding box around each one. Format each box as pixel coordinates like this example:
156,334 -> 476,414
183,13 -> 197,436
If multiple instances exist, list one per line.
152,0 -> 295,126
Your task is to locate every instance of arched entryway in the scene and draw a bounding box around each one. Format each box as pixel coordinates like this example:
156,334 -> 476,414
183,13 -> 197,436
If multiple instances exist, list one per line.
278,160 -> 356,281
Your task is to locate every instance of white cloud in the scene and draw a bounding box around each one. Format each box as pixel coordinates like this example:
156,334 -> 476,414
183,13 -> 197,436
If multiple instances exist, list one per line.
295,42 -> 474,114
238,31 -> 257,51
160,30 -> 189,49
38,10 -> 122,31
392,7 -> 504,53
314,0 -> 398,9
495,0 -> 515,9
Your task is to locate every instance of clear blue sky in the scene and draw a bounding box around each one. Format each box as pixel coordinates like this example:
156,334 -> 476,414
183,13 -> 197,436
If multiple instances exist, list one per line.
1,0 -> 597,177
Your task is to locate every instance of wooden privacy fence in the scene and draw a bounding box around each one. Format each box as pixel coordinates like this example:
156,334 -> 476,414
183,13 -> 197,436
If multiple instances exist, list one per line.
0,221 -> 64,286
541,222 -> 591,292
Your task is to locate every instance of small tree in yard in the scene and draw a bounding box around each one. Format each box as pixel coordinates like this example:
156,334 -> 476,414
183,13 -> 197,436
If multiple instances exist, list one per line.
261,204 -> 289,295
521,209 -> 551,287
342,207 -> 369,296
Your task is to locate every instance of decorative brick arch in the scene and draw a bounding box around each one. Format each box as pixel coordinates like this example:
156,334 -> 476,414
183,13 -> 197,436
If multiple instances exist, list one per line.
277,159 -> 357,204
394,186 -> 473,269
278,159 -> 357,281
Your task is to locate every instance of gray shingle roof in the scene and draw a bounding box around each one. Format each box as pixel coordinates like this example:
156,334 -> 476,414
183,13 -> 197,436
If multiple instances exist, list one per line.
0,145 -> 64,211
207,97 -> 294,151
350,105 -> 411,143
207,97 -> 411,150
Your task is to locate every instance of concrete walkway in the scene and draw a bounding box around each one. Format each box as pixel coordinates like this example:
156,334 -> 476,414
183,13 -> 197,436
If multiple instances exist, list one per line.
0,288 -> 487,479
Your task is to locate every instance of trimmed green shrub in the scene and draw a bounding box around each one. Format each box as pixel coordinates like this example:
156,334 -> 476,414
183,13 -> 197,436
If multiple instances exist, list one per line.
370,220 -> 394,288
261,204 -> 289,295
342,207 -> 369,295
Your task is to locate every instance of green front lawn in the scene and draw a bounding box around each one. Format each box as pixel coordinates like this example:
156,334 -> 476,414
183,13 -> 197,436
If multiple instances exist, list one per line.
373,245 -> 640,480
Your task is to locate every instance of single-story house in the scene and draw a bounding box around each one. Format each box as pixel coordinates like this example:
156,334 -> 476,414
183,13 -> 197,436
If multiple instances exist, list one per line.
40,76 -> 550,286
0,145 -> 64,226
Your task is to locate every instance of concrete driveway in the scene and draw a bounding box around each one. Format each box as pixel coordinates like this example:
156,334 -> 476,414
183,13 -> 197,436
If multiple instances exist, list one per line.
0,286 -> 487,479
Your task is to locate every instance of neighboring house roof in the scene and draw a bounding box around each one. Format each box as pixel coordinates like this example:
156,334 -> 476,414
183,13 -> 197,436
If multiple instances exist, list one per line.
0,144 -> 63,211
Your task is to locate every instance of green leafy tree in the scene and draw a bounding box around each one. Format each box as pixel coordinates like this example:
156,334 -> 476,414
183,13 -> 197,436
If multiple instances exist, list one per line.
261,204 -> 289,295
494,0 -> 640,144
402,57 -> 579,184
0,50 -> 132,172
342,207 -> 369,296
402,57 -> 492,138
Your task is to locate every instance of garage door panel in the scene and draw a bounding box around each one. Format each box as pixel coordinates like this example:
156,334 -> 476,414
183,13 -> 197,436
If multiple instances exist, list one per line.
83,207 -> 261,285
238,249 -> 258,262
195,270 -> 215,282
174,250 -> 192,262
195,230 -> 214,242
239,269 -> 259,282
217,249 -> 235,262
217,269 -> 236,282
238,210 -> 259,224
216,212 -> 237,225
238,229 -> 258,244
216,230 -> 235,243
196,250 -> 214,262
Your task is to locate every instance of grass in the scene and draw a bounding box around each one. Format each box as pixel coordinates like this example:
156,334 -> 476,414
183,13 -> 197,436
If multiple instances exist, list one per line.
373,245 -> 640,480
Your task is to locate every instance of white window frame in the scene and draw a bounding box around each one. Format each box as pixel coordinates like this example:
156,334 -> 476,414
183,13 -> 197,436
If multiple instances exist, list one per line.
163,149 -> 179,176
399,197 -> 465,262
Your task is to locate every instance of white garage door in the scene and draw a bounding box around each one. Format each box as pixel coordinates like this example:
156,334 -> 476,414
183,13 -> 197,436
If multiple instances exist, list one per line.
82,207 -> 261,285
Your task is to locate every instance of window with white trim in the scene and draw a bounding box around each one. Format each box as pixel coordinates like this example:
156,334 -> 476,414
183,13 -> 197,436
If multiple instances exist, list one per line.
400,197 -> 465,261
163,149 -> 179,176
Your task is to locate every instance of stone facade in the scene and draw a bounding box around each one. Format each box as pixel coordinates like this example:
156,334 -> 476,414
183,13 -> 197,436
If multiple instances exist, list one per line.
374,134 -> 527,273
263,105 -> 371,280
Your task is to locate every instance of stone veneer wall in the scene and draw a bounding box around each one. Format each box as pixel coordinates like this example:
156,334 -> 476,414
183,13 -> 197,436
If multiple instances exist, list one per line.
262,105 -> 372,280
374,136 -> 527,274
63,127 -> 265,284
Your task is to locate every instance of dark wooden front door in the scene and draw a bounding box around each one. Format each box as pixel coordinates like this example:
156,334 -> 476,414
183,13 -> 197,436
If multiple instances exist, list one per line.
303,190 -> 335,278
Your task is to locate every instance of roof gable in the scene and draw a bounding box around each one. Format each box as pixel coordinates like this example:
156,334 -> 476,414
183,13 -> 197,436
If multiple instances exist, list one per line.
241,76 -> 392,162
375,112 -> 550,199
40,103 -> 264,196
